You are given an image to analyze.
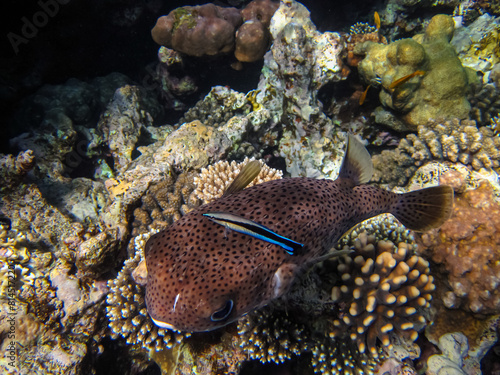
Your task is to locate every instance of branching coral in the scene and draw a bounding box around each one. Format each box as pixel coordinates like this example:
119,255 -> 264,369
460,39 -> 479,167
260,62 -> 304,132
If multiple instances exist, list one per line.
106,230 -> 188,351
193,157 -> 283,204
420,180 -> 500,314
238,306 -> 309,363
331,216 -> 433,357
372,118 -> 500,187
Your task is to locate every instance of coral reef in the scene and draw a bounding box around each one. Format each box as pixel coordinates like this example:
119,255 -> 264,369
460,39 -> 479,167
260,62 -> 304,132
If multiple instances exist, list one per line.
357,14 -> 472,131
89,85 -> 154,173
372,118 -> 500,187
420,180 -> 500,314
238,306 -> 308,363
258,0 -> 347,177
193,157 -> 283,204
451,13 -> 500,74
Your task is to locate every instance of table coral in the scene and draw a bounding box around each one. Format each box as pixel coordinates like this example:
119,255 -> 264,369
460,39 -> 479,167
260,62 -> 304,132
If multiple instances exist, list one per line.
420,180 -> 500,314
372,118 -> 500,187
357,14 -> 472,131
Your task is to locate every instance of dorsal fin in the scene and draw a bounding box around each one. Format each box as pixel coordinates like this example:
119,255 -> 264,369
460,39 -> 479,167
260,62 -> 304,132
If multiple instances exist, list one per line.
223,160 -> 262,196
338,134 -> 373,185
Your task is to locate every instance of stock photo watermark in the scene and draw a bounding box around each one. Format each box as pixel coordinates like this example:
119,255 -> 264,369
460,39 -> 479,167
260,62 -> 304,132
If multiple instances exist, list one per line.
7,0 -> 72,54
3,262 -> 18,372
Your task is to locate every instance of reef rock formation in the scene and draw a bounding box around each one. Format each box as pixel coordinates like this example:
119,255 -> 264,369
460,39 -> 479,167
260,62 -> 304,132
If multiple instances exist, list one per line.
357,14 -> 472,131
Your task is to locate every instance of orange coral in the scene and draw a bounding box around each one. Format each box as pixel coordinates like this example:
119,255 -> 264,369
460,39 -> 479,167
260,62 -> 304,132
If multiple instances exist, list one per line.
420,181 -> 500,314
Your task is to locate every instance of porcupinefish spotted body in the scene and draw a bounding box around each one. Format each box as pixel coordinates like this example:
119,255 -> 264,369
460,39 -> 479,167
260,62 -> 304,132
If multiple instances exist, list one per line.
145,134 -> 453,332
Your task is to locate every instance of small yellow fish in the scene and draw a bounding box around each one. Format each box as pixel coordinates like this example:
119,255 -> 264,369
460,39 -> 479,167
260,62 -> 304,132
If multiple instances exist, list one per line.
374,11 -> 381,30
359,84 -> 371,105
389,70 -> 426,89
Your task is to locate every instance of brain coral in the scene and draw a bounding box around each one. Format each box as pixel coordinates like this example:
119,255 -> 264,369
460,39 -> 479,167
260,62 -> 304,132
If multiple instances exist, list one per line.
420,180 -> 500,314
372,118 -> 500,187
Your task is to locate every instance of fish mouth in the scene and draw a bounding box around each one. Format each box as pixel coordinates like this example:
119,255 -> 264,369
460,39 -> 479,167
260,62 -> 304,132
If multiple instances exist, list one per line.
150,317 -> 178,331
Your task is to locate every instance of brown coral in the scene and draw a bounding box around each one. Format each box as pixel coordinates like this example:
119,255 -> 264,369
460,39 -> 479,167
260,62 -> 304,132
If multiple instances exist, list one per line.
235,0 -> 279,62
193,157 -> 283,204
469,83 -> 500,126
151,4 -> 242,56
0,150 -> 35,193
420,180 -> 500,314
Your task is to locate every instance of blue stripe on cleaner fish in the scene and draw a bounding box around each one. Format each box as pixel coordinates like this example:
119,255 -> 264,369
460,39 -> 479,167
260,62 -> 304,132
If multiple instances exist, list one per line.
145,134 -> 454,332
202,212 -> 305,255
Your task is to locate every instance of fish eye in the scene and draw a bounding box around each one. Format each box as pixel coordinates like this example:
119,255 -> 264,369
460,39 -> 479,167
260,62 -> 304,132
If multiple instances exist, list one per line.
210,299 -> 234,322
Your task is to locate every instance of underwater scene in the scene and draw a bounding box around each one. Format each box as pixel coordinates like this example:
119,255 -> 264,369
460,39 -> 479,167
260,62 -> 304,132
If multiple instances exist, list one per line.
1,0 -> 500,374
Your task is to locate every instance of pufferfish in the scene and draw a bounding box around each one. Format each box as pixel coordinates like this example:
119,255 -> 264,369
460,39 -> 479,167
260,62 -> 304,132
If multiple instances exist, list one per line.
145,134 -> 453,332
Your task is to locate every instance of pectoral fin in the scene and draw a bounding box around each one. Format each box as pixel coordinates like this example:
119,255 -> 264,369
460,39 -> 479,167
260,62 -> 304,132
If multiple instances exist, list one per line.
271,263 -> 298,298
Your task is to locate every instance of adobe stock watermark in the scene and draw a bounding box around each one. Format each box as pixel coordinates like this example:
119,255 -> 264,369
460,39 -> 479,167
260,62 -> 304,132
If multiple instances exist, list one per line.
7,0 -> 72,55
4,262 -> 19,372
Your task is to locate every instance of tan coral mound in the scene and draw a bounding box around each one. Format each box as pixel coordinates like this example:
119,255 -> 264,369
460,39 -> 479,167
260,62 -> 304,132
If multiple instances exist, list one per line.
331,217 -> 434,357
420,180 -> 500,314
194,157 -> 283,204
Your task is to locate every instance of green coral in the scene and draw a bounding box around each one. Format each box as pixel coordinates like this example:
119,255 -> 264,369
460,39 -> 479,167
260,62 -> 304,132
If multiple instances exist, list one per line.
357,14 -> 472,131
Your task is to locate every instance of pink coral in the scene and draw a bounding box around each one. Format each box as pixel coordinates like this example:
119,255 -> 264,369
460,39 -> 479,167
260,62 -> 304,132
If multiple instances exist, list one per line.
420,181 -> 500,314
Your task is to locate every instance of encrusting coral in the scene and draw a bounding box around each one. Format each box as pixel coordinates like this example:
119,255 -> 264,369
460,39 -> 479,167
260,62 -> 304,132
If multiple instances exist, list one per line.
420,180 -> 500,315
372,118 -> 500,187
193,157 -> 283,204
357,14 -> 472,131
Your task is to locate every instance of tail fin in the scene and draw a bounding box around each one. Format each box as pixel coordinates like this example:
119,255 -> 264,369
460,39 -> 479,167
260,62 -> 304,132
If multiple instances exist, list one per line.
392,185 -> 454,232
